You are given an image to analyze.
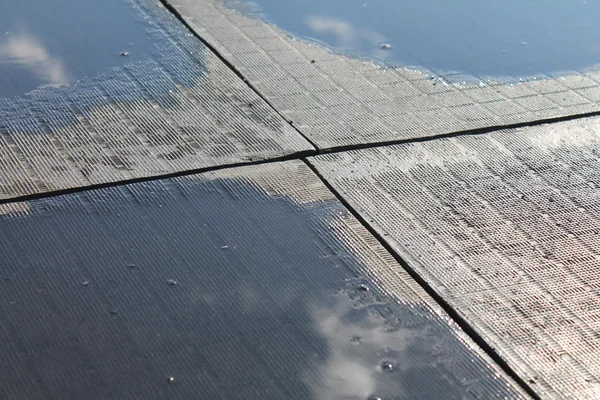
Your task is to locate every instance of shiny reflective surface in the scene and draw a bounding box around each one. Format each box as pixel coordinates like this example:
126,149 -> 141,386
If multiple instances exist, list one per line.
0,163 -> 524,399
226,0 -> 600,79
0,0 -> 311,199
0,0 -> 158,97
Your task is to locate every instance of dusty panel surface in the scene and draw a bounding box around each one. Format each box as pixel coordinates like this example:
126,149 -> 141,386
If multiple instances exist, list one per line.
0,161 -> 528,400
0,0 -> 312,201
167,0 -> 600,148
310,117 -> 600,399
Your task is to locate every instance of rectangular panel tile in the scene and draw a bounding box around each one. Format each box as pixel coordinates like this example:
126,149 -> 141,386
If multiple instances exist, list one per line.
168,0 -> 600,148
310,116 -> 600,399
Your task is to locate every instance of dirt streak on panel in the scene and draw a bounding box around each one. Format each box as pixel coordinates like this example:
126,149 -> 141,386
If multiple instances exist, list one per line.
0,161 -> 526,399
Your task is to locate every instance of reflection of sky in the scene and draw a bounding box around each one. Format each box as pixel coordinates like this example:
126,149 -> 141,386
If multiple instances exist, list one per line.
0,32 -> 71,89
0,0 -> 208,136
226,0 -> 600,80
0,175 -> 523,399
309,295 -> 415,399
0,0 -> 156,97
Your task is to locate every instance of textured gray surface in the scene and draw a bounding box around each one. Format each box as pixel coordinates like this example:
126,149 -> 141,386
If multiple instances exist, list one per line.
167,0 -> 600,149
1,0 -> 598,397
310,116 -> 600,399
0,0 -> 312,201
0,161 -> 528,400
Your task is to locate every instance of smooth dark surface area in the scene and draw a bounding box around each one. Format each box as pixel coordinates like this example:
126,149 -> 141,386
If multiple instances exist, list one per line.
0,162 -> 525,399
225,0 -> 600,80
0,0 -> 156,97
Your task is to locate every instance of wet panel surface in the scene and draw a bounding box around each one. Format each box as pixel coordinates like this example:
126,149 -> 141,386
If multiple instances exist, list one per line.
0,161 -> 527,399
0,0 -> 312,200
0,0 -> 156,97
224,0 -> 600,80
310,117 -> 600,399
166,0 -> 600,148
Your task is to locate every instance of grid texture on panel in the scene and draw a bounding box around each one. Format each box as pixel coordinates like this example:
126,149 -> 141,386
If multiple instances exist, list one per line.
0,0 -> 312,200
311,116 -> 600,399
169,0 -> 600,149
0,161 -> 527,399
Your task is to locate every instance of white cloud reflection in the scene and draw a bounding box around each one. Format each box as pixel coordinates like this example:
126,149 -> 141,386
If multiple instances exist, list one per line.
0,31 -> 70,88
307,295 -> 418,400
305,16 -> 390,60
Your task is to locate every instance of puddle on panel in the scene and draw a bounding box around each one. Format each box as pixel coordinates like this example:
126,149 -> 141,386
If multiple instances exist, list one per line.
0,0 -> 159,97
225,0 -> 600,80
0,164 -> 524,399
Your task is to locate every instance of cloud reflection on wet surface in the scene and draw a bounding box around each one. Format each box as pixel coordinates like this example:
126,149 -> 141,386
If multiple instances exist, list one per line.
0,32 -> 71,89
0,0 -> 156,97
225,0 -> 600,80
309,295 -> 415,399
0,164 -> 524,399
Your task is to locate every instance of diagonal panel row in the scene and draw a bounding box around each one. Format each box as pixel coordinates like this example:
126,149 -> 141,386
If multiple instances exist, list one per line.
0,160 -> 527,399
168,0 -> 600,149
310,115 -> 600,399
0,0 -> 312,201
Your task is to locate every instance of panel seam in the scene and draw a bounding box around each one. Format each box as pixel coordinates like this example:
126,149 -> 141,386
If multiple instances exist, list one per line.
302,158 -> 542,400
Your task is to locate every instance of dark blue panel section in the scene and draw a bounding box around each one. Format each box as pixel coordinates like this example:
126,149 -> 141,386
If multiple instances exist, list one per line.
0,0 -> 206,104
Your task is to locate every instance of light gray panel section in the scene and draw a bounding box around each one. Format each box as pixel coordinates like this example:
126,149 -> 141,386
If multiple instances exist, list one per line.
310,116 -> 600,399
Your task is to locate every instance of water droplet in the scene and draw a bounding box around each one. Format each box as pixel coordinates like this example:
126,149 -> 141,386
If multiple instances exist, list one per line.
167,279 -> 177,286
167,376 -> 175,383
520,42 -> 527,46
110,309 -> 118,315
128,264 -> 136,269
368,395 -> 383,400
82,281 -> 89,286
350,336 -> 362,344
358,284 -> 369,292
380,43 -> 391,49
381,361 -> 394,371
220,245 -> 229,249
120,51 -> 129,56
